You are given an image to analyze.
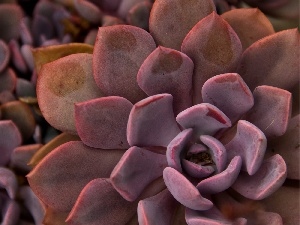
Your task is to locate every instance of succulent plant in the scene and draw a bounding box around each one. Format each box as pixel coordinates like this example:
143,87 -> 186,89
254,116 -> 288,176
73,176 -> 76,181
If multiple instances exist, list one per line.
23,0 -> 300,224
0,0 -> 299,224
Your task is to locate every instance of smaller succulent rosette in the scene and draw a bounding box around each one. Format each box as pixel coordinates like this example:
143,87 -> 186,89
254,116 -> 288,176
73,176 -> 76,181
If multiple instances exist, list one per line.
107,72 -> 290,224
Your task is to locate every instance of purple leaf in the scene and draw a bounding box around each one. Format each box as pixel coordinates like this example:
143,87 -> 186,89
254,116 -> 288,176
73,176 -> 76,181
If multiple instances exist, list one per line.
111,146 -> 168,201
237,29 -> 299,94
181,12 -> 242,104
262,185 -> 299,225
196,156 -> 242,195
0,68 -> 16,93
32,14 -> 55,45
20,17 -> 33,45
182,159 -> 215,179
126,1 -> 152,31
27,141 -> 125,211
166,128 -> 193,173
138,189 -> 179,225
8,40 -> 28,74
0,40 -> 10,73
66,178 -> 137,225
225,120 -> 267,175
149,0 -> 215,50
221,8 -> 275,50
202,73 -> 254,123
0,4 -> 23,42
19,186 -> 46,225
93,25 -> 156,103
118,0 -> 147,19
244,86 -> 291,138
232,154 -> 287,200
163,167 -> 213,210
0,120 -> 21,166
1,196 -> 20,225
127,94 -> 181,147
37,53 -> 104,134
73,0 -> 102,24
137,46 -> 194,115
268,114 -> 300,180
200,135 -> 227,173
0,168 -> 18,199
185,207 -> 238,225
10,144 -> 42,172
75,96 -> 133,149
176,103 -> 231,138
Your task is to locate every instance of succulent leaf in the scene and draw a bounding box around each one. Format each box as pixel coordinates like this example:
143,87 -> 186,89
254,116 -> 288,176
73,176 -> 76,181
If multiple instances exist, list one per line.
110,146 -> 168,201
75,96 -> 133,149
27,141 -> 125,211
93,25 -> 156,103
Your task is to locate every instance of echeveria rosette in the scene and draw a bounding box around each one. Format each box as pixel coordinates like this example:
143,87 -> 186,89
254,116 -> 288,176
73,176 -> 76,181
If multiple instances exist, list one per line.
27,1 -> 299,224
108,74 -> 289,224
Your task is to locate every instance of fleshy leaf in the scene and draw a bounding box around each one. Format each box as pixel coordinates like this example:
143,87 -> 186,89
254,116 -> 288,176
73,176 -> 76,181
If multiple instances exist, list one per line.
75,96 -> 132,149
202,73 -> 254,123
268,114 -> 300,180
137,46 -> 194,115
166,128 -> 193,173
262,185 -> 299,225
200,135 -> 227,173
0,120 -> 22,166
126,1 -> 152,31
66,178 -> 137,225
237,29 -> 299,94
32,14 -> 54,45
185,207 -> 236,225
32,43 -> 93,73
29,132 -> 80,167
9,39 -> 28,74
232,154 -> 287,200
0,39 -> 10,73
225,120 -> 267,175
196,156 -> 242,195
73,0 -> 102,24
163,167 -> 213,210
181,12 -> 242,104
244,86 -> 291,138
127,94 -> 181,147
27,141 -> 125,211
176,103 -> 231,138
117,0 -> 147,19
1,100 -> 36,141
0,4 -> 23,42
10,144 -> 42,172
37,53 -> 104,134
221,8 -> 275,50
93,25 -> 156,103
0,68 -> 16,92
149,0 -> 215,50
19,186 -> 46,225
16,78 -> 36,98
0,168 -> 18,199
111,146 -> 168,201
1,196 -> 20,225
182,160 -> 214,179
138,189 -> 179,225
